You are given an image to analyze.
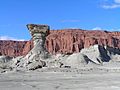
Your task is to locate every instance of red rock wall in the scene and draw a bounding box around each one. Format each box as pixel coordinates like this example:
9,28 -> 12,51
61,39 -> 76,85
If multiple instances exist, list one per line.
0,40 -> 33,57
0,29 -> 120,57
22,40 -> 33,55
46,30 -> 120,54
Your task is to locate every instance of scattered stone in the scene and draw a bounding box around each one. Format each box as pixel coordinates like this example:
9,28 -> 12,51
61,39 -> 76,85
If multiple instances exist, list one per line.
27,61 -> 44,70
1,24 -> 120,72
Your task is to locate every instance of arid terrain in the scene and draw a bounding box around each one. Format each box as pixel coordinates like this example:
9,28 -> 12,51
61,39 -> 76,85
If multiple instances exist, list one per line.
0,24 -> 120,90
1,68 -> 120,90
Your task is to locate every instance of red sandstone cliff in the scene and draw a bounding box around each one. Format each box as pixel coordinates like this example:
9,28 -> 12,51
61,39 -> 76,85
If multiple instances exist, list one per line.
0,40 -> 33,57
0,29 -> 120,57
46,30 -> 120,54
22,40 -> 33,55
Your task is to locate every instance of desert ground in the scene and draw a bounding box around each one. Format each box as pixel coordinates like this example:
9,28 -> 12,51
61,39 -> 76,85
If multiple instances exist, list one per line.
1,25 -> 120,90
1,68 -> 120,90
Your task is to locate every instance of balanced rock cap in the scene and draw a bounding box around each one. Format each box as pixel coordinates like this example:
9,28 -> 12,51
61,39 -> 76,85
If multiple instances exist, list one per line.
27,24 -> 50,36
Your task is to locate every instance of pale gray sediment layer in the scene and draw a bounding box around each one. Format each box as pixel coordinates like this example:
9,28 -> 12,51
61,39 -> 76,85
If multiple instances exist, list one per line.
0,70 -> 120,90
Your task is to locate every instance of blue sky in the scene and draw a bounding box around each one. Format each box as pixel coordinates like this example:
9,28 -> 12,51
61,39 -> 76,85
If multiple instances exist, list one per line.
0,0 -> 120,40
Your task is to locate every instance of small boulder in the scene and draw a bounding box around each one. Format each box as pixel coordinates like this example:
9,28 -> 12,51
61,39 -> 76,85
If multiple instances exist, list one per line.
27,60 -> 46,70
63,53 -> 89,68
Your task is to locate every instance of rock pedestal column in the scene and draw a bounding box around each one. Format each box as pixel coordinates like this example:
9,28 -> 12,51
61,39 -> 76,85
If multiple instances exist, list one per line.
26,24 -> 50,60
27,24 -> 50,47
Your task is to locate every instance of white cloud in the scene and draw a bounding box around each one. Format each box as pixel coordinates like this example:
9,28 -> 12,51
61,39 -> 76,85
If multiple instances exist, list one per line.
102,4 -> 120,9
110,28 -> 120,31
115,0 -> 120,3
102,0 -> 120,9
0,36 -> 25,41
92,27 -> 102,30
92,27 -> 120,31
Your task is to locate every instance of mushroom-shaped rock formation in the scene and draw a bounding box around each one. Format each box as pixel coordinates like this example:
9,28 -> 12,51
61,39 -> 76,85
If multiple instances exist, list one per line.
25,24 -> 50,60
27,24 -> 50,46
10,24 -> 50,71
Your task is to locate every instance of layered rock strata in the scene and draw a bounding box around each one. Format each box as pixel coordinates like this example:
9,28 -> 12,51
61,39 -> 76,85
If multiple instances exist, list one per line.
23,24 -> 50,70
0,40 -> 33,57
0,24 -> 120,71
46,30 -> 120,54
58,44 -> 120,68
25,24 -> 50,60
0,29 -> 120,57
7,24 -> 51,71
27,24 -> 49,46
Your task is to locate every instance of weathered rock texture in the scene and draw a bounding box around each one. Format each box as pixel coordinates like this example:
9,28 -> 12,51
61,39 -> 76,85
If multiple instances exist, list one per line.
22,40 -> 33,55
46,30 -> 120,54
0,40 -> 33,57
20,24 -> 50,70
25,24 -> 50,60
0,29 -> 120,56
27,24 -> 50,46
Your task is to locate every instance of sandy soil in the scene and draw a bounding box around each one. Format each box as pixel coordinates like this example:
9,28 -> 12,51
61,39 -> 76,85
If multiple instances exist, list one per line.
0,68 -> 120,90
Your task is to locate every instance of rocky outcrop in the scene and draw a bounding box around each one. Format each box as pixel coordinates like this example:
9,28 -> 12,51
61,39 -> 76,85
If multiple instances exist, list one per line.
22,40 -> 33,56
62,53 -> 89,68
27,24 -> 50,46
0,40 -> 27,56
46,30 -> 120,54
1,24 -> 120,71
0,29 -> 120,57
0,40 -> 33,57
22,24 -> 50,70
57,44 -> 120,68
80,45 -> 110,64
25,24 -> 50,59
